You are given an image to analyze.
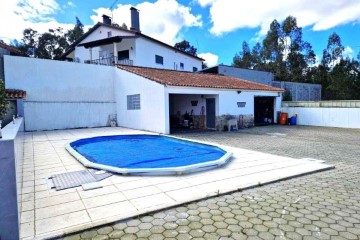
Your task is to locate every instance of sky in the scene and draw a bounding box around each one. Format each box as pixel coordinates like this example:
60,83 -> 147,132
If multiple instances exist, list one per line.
1,0 -> 360,67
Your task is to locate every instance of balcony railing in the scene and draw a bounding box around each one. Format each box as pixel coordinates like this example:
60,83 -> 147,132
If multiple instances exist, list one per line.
85,56 -> 133,66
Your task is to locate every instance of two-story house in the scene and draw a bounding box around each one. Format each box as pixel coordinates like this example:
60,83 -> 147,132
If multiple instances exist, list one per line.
61,7 -> 203,72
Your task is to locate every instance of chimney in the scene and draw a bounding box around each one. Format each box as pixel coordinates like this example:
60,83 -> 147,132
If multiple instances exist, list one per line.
130,7 -> 140,32
102,14 -> 111,25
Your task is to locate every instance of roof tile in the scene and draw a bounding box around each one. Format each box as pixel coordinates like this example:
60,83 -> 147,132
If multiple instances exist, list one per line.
117,65 -> 283,92
5,89 -> 27,99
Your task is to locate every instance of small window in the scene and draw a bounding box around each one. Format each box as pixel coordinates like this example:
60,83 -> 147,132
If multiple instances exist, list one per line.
127,94 -> 141,110
118,50 -> 129,60
193,67 -> 198,72
155,55 -> 164,65
237,102 -> 246,108
107,31 -> 112,37
180,62 -> 184,70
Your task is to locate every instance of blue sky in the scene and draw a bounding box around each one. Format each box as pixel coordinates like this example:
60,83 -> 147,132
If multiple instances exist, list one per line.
1,0 -> 360,66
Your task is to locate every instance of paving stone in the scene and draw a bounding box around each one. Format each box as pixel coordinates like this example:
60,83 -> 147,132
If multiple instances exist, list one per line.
163,230 -> 178,238
216,228 -> 231,237
80,230 -> 97,239
201,225 -> 217,233
97,226 -> 113,235
108,230 -> 125,239
149,233 -> 165,240
63,234 -> 81,240
150,226 -> 165,234
116,234 -> 136,240
136,230 -> 152,238
112,222 -> 126,230
91,235 -> 109,240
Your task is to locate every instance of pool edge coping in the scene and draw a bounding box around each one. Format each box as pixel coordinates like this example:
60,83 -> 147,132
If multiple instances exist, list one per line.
65,134 -> 233,175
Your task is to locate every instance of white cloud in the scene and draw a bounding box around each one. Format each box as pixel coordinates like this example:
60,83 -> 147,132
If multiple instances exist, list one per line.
67,1 -> 75,8
0,0 -> 74,43
196,0 -> 360,36
343,46 -> 354,59
90,0 -> 202,45
197,0 -> 216,7
198,52 -> 218,67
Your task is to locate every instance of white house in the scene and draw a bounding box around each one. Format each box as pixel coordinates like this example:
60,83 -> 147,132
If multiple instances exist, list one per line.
4,7 -> 284,134
61,7 -> 203,72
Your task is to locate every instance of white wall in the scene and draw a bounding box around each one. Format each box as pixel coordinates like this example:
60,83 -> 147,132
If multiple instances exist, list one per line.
115,69 -> 167,133
5,56 -> 116,131
73,25 -> 135,63
281,107 -> 360,129
71,25 -> 203,71
134,38 -> 202,71
218,65 -> 273,86
171,94 -> 208,116
168,86 -> 281,119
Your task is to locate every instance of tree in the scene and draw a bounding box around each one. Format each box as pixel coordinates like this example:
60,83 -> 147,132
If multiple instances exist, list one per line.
325,59 -> 360,99
233,41 -> 253,68
326,32 -> 344,68
261,19 -> 288,81
66,17 -> 84,44
174,40 -> 197,56
251,42 -> 263,69
36,28 -> 68,60
0,80 -> 8,121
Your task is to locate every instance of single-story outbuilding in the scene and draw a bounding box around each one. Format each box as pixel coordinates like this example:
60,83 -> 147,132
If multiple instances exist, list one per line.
116,65 -> 283,133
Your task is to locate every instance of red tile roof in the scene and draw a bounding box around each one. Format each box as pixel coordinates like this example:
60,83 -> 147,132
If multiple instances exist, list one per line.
0,42 -> 26,56
117,65 -> 284,92
5,89 -> 27,99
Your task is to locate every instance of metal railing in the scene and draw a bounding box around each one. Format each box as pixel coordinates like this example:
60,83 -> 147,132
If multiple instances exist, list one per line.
86,56 -> 133,66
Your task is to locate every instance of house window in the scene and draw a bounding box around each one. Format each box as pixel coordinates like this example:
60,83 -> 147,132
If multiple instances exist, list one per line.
193,67 -> 198,72
118,50 -> 129,60
180,62 -> 184,70
127,94 -> 141,110
237,102 -> 246,108
107,31 -> 112,37
155,55 -> 164,65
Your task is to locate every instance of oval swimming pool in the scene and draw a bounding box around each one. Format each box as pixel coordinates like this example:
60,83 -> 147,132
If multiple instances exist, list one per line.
66,134 -> 232,175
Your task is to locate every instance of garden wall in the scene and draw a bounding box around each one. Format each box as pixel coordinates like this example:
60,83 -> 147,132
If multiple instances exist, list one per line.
4,56 -> 116,131
281,101 -> 360,128
0,118 -> 24,239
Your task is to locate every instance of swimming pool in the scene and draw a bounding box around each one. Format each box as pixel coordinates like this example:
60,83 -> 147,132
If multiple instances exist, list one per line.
66,134 -> 232,175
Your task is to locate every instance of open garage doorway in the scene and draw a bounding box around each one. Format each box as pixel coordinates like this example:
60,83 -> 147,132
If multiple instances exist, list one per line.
254,96 -> 275,125
169,94 -> 217,133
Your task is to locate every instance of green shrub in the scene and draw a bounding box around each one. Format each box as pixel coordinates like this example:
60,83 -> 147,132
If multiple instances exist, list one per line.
0,80 -> 8,121
282,89 -> 292,101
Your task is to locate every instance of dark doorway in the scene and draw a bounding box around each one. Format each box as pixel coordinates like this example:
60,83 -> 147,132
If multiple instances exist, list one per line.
118,50 -> 129,60
206,98 -> 216,128
254,97 -> 275,125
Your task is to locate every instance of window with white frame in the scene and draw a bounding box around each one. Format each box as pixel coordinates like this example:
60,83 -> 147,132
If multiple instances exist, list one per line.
107,31 -> 112,37
127,94 -> 141,110
193,67 -> 198,72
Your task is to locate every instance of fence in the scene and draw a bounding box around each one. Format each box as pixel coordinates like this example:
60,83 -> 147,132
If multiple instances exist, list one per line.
281,101 -> 360,129
273,81 -> 321,101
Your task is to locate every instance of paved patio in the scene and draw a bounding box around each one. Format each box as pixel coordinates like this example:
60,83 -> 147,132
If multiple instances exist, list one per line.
19,127 -> 332,239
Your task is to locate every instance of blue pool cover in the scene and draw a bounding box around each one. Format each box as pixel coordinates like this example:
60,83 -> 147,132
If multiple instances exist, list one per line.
69,135 -> 228,170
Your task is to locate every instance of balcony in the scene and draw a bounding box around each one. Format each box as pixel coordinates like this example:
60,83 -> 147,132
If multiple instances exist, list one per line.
85,56 -> 133,66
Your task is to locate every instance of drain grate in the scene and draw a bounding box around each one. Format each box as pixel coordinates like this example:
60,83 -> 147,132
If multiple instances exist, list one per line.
48,169 -> 112,191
